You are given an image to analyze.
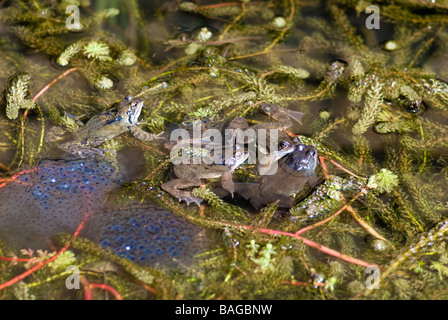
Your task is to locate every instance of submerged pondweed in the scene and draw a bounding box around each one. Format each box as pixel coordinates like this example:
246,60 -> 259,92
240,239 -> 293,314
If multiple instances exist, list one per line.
1,0 -> 448,300
5,73 -> 36,120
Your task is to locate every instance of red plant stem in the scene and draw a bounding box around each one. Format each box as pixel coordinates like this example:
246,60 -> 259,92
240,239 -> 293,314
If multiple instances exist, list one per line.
260,70 -> 276,78
80,276 -> 122,300
16,68 -> 77,167
89,283 -> 123,300
31,68 -> 78,103
137,281 -> 158,296
80,276 -> 92,300
294,190 -> 364,236
238,224 -> 374,268
0,245 -> 70,291
0,257 -> 31,262
319,155 -> 330,179
131,139 -> 167,156
0,210 -> 90,292
0,168 -> 39,189
160,194 -> 375,268
233,264 -> 251,283
20,68 -> 78,137
320,156 -> 365,180
283,129 -> 297,138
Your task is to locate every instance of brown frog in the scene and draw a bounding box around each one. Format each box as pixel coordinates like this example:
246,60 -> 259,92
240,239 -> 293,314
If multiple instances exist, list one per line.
232,141 -> 321,209
161,103 -> 304,206
252,103 -> 304,131
162,113 -> 254,206
161,144 -> 249,206
164,103 -> 304,151
232,103 -> 305,166
47,96 -> 163,157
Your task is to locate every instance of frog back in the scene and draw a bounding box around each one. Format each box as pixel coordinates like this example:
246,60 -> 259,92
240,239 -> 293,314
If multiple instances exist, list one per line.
180,114 -> 226,134
73,109 -> 127,141
173,163 -> 228,180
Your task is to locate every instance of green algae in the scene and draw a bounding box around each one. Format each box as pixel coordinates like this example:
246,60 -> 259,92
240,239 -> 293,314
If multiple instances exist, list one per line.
0,0 -> 448,300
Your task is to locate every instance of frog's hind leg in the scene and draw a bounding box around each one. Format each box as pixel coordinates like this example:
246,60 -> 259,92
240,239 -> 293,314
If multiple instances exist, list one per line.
129,126 -> 165,141
58,141 -> 112,158
281,109 -> 305,125
161,178 -> 203,206
211,182 -> 258,200
233,182 -> 260,200
232,182 -> 264,209
45,126 -> 68,143
221,171 -> 235,196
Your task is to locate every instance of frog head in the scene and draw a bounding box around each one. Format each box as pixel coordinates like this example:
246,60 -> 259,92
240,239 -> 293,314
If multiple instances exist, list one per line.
284,144 -> 318,173
260,103 -> 305,124
277,140 -> 296,157
120,96 -> 144,125
260,103 -> 279,117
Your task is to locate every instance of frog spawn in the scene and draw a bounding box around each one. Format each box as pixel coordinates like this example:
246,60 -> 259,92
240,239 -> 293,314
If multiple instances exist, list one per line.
99,205 -> 213,268
0,158 -> 214,268
0,158 -> 123,249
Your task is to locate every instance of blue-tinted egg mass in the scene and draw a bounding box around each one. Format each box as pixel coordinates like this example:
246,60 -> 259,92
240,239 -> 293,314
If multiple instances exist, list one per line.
100,205 -> 212,268
0,158 -> 123,249
0,159 -> 213,269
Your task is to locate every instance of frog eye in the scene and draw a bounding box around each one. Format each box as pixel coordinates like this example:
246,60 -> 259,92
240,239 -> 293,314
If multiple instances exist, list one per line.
307,149 -> 317,157
279,141 -> 290,149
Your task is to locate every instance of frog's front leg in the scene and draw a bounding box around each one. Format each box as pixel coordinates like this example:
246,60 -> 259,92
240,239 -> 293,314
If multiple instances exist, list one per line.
58,141 -> 108,158
220,171 -> 235,196
161,177 -> 204,206
45,126 -> 68,143
45,111 -> 85,143
129,126 -> 165,142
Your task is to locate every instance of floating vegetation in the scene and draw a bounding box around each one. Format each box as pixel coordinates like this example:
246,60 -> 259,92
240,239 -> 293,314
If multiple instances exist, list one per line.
5,73 -> 35,120
1,1 -> 134,91
1,0 -> 448,301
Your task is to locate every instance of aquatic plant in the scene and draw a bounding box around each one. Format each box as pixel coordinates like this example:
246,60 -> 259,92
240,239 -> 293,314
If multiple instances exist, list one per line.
0,1 -> 135,91
0,0 -> 448,300
5,73 -> 35,120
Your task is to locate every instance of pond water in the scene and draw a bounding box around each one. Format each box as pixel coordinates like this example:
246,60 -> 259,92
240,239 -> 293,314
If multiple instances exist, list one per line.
0,0 -> 448,300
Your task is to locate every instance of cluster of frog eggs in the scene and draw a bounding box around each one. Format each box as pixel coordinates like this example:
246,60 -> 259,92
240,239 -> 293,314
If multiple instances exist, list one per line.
292,176 -> 364,219
18,160 -> 119,210
20,159 -> 121,209
100,206 -> 211,268
0,158 -> 212,267
0,158 -> 123,249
